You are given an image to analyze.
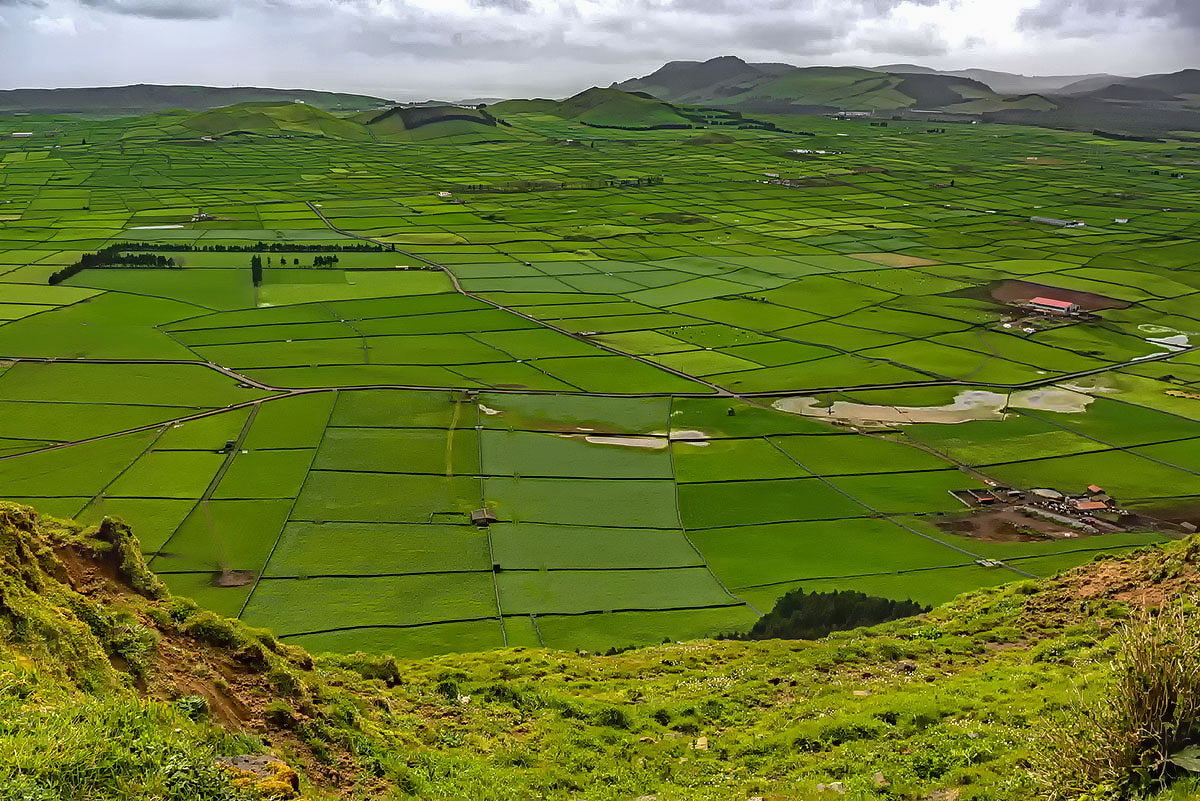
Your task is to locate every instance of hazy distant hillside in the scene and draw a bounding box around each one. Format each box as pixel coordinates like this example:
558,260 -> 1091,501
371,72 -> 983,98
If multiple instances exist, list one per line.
875,64 -> 1123,95
613,56 -> 1200,133
0,84 -> 390,115
614,58 -> 1008,113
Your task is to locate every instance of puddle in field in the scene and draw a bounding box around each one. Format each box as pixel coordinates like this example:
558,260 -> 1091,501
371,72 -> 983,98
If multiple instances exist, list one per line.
582,435 -> 668,450
1145,334 -> 1191,353
773,388 -> 1097,425
666,429 -> 710,446
1011,387 -> 1095,413
477,404 -> 503,416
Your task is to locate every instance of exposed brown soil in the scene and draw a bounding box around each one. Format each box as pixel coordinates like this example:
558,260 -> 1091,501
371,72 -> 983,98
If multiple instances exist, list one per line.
937,507 -> 1082,542
950,279 -> 1130,312
1021,538 -> 1200,622
50,538 -> 385,797
989,279 -> 1129,311
213,569 -> 256,587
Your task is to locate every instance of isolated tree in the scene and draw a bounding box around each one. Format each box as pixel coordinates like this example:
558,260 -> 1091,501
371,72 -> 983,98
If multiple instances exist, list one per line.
250,255 -> 263,287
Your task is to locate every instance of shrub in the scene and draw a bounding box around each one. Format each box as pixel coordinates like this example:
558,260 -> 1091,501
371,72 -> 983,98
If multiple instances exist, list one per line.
592,707 -> 632,729
1035,606 -> 1200,799
173,695 -> 209,721
732,588 -> 929,641
182,612 -> 243,649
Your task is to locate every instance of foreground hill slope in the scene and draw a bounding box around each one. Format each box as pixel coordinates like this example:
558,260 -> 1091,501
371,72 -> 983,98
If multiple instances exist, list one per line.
2,500 -> 1198,801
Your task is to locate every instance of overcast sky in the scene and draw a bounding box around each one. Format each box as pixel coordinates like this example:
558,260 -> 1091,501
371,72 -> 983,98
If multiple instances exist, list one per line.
0,0 -> 1196,101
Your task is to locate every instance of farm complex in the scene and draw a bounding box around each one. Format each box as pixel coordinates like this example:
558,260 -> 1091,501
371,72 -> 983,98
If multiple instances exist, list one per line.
1,100 -> 1198,656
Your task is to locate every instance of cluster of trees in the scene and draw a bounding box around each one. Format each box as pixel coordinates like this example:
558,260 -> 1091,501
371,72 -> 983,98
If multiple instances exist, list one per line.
312,255 -> 340,267
48,247 -> 179,284
729,588 -> 929,641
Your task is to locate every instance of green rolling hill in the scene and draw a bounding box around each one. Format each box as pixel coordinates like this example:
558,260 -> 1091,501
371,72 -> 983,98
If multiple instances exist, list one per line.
117,101 -> 529,143
491,87 -> 695,129
0,84 -> 390,115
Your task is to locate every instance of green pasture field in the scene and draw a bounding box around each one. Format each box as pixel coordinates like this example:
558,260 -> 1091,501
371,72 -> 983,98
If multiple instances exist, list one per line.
0,107 -> 1195,654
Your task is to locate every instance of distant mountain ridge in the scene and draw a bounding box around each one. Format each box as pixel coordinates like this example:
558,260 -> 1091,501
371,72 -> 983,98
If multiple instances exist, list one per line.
872,64 -> 1125,95
0,84 -> 391,115
612,56 -> 1200,133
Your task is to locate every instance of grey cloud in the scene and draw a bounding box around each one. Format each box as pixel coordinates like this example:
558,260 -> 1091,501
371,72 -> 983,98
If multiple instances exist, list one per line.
728,18 -> 848,54
79,0 -> 231,19
1150,0 -> 1200,27
1018,0 -> 1200,31
471,0 -> 533,12
851,28 -> 950,58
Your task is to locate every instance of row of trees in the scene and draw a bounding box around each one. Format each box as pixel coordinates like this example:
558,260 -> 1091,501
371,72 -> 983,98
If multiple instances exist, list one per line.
48,247 -> 180,284
49,245 -> 367,286
110,241 -> 389,253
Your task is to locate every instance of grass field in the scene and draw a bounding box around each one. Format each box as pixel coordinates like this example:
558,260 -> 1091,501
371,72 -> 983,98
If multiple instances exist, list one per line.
0,106 -> 1197,654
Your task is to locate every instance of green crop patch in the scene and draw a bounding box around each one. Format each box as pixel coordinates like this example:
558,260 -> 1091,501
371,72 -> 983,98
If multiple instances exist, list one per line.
105,449 -> 225,499
481,429 -> 671,479
150,499 -> 292,573
679,478 -> 870,528
294,471 -> 480,523
213,449 -> 316,499
315,428 -> 480,476
264,521 -> 490,577
692,518 -> 975,589
485,477 -> 680,528
241,572 -> 499,634
491,523 -> 699,570
496,567 -> 735,616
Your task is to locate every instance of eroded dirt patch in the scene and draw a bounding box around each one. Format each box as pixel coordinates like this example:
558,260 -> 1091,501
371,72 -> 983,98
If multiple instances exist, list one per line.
937,508 -> 1085,542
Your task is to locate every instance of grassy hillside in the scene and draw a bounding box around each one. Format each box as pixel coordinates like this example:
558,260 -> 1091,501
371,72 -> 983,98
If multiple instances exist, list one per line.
117,102 -> 528,142
613,57 -> 1200,132
4,499 -> 1200,800
492,88 -> 694,129
352,105 -> 531,142
0,84 -> 389,115
180,102 -> 375,140
616,61 -> 1007,113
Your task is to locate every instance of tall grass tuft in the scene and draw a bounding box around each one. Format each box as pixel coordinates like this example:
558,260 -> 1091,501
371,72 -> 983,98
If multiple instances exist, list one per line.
1037,605 -> 1200,800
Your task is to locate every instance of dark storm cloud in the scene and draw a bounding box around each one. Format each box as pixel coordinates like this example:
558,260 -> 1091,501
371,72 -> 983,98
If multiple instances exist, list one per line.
1018,0 -> 1200,31
79,0 -> 230,19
